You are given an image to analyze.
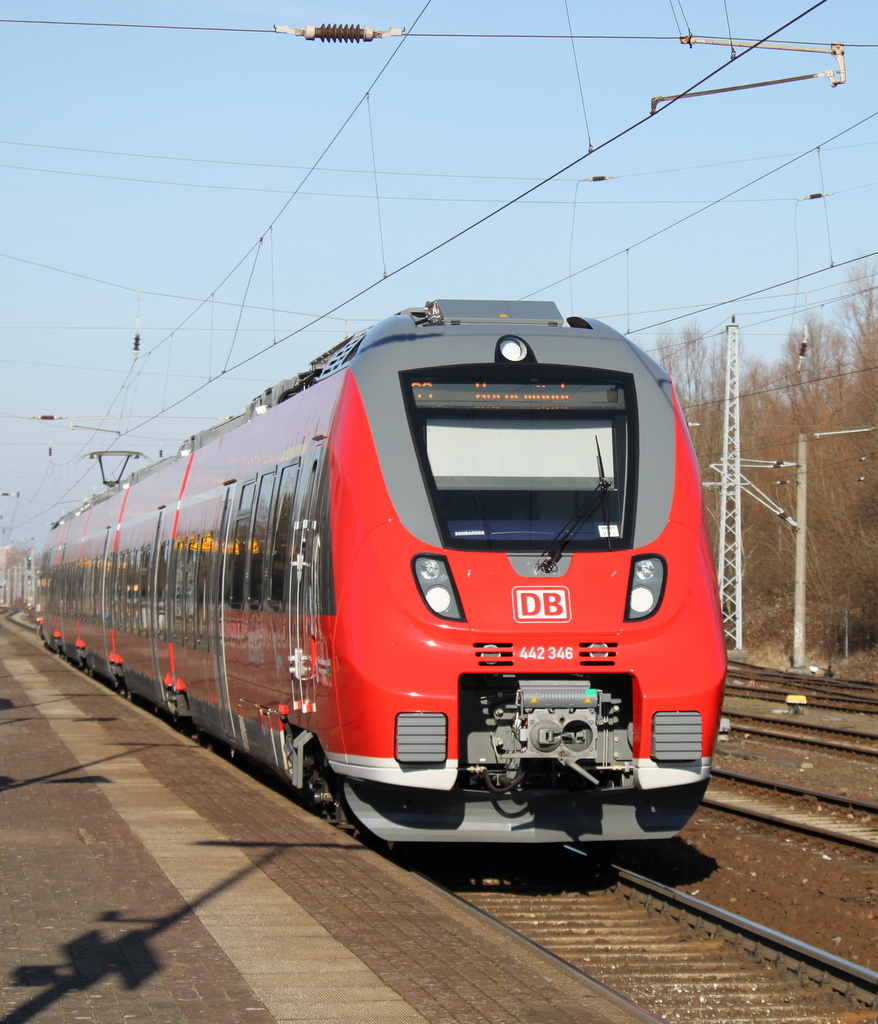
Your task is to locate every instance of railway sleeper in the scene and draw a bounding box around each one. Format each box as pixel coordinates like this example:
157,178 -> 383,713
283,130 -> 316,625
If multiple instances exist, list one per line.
619,878 -> 878,1007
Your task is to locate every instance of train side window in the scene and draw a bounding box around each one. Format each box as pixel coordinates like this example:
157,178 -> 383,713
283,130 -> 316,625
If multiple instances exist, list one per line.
113,552 -> 122,630
210,489 -> 233,648
139,545 -> 151,635
225,477 -> 256,611
238,480 -> 256,513
84,560 -> 90,621
195,532 -> 212,651
127,549 -> 141,634
156,540 -> 170,640
268,463 -> 299,610
183,535 -> 198,645
93,558 -> 101,622
226,517 -> 250,611
248,472 -> 275,609
111,551 -> 124,631
74,560 -> 82,619
171,539 -> 185,645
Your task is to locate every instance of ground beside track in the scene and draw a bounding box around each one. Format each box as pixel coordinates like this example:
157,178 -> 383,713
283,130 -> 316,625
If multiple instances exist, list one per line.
0,619 -> 664,1024
602,693 -> 878,974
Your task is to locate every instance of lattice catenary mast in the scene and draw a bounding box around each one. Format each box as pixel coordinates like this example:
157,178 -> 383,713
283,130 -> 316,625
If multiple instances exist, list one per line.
712,320 -> 797,656
717,319 -> 743,652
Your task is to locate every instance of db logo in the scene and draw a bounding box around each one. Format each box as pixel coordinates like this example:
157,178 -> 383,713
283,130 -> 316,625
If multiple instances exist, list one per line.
512,587 -> 571,622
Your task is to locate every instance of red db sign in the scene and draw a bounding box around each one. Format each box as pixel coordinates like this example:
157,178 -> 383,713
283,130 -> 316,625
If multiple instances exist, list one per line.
512,587 -> 571,623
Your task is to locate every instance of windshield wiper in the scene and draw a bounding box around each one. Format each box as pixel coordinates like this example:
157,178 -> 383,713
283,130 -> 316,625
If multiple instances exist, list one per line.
538,438 -> 611,574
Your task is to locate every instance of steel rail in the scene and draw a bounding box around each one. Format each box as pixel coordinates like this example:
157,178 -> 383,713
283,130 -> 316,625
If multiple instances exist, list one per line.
702,777 -> 878,852
729,682 -> 878,706
725,680 -> 878,714
598,860 -> 878,1009
726,709 -> 878,742
728,661 -> 878,690
711,767 -> 878,815
411,869 -> 670,1024
724,712 -> 878,757
726,670 -> 878,698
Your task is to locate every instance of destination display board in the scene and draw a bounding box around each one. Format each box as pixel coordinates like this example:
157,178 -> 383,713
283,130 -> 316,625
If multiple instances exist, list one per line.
409,380 -> 624,410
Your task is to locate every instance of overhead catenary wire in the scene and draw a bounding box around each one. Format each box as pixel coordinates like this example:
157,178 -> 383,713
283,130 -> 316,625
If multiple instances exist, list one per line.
564,0 -> 594,152
522,108 -> 878,302
118,0 -> 433,382
816,146 -> 835,266
12,157 -> 878,204
10,18 -> 874,47
686,360 -> 878,412
9,0 -> 845,533
630,249 -> 878,336
106,0 -> 833,450
365,92 -> 388,278
0,249 -> 351,320
12,0 -> 436,531
4,135 -> 878,181
38,1 -> 836,464
222,240 -> 263,373
722,0 -> 737,59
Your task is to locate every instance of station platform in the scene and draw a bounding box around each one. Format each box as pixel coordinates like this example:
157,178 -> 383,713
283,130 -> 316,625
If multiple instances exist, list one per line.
0,617 -> 659,1024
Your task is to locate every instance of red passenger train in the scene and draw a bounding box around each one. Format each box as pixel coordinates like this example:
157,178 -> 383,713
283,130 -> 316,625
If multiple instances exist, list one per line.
38,299 -> 726,843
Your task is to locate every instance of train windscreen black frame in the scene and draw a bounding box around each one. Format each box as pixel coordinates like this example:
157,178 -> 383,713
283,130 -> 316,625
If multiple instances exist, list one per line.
402,365 -> 636,551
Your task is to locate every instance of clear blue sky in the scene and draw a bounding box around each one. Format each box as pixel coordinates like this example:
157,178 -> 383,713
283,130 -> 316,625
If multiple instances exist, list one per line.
1,0 -> 876,545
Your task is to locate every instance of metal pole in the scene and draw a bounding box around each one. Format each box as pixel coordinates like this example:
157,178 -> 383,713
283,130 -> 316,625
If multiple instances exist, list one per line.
792,432 -> 807,670
717,319 -> 743,653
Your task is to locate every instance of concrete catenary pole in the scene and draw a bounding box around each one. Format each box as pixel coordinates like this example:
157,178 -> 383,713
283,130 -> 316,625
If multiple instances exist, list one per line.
792,432 -> 808,670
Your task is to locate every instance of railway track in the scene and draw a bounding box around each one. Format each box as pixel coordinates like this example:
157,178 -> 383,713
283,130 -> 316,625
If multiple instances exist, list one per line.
722,710 -> 878,759
725,663 -> 878,715
727,660 -> 878,691
705,769 -> 878,852
421,856 -> 877,1022
726,679 -> 878,715
8,610 -> 875,1023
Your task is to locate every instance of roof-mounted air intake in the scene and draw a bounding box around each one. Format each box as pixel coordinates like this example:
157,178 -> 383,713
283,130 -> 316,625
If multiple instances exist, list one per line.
403,299 -> 564,326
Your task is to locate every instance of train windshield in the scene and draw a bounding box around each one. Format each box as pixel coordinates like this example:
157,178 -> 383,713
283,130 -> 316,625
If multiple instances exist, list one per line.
404,371 -> 632,550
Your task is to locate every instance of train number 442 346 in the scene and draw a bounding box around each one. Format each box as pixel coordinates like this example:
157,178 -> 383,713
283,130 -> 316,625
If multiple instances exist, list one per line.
519,646 -> 575,660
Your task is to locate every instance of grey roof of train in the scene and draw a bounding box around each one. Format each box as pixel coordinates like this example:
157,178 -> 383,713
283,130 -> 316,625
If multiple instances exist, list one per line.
52,300 -> 629,527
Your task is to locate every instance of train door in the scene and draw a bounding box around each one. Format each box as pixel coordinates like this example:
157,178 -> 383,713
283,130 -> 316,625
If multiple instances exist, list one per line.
290,451 -> 324,713
172,535 -> 198,650
148,511 -> 165,685
265,461 -> 299,700
213,482 -> 235,736
98,528 -> 112,667
222,476 -> 263,747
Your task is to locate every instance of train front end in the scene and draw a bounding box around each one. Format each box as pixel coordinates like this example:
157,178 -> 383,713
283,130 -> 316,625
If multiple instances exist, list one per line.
327,300 -> 726,842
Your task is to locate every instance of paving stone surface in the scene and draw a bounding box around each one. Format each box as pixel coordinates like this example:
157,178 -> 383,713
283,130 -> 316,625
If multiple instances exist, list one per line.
0,621 -> 655,1024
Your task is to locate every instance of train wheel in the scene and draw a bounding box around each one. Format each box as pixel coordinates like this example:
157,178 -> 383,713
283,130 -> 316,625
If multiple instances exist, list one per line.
195,729 -> 215,753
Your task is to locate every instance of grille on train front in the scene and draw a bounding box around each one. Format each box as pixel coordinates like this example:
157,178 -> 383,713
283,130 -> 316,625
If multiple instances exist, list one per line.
472,641 -> 619,668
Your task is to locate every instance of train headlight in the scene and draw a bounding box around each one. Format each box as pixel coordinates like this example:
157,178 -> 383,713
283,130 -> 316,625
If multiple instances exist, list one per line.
499,337 -> 527,361
418,558 -> 442,582
625,555 -> 666,621
412,555 -> 466,621
425,586 -> 452,613
634,559 -> 656,581
496,335 -> 531,362
629,587 -> 655,614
